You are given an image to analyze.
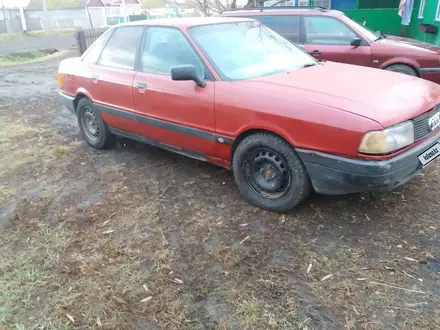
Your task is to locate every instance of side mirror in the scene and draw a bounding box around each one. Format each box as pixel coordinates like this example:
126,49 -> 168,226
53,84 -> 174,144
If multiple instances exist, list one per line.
171,65 -> 206,88
350,38 -> 362,47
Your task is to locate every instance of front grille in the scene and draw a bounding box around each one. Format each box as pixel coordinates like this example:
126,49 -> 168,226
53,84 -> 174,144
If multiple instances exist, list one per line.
412,106 -> 440,141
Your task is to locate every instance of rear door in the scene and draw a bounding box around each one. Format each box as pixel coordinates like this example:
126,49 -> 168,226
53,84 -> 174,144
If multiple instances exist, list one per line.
301,15 -> 371,66
92,25 -> 144,134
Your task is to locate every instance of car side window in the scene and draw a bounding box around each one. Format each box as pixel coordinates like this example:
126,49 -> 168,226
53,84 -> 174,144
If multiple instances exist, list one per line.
82,29 -> 113,64
98,26 -> 144,70
249,15 -> 300,43
140,27 -> 205,78
305,16 -> 357,45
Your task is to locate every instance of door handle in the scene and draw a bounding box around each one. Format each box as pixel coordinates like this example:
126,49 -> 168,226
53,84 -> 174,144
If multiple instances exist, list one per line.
91,74 -> 99,82
136,82 -> 148,90
308,50 -> 321,56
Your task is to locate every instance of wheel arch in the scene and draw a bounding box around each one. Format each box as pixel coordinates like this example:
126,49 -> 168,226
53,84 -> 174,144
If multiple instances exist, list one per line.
380,59 -> 420,77
231,128 -> 296,162
73,88 -> 94,112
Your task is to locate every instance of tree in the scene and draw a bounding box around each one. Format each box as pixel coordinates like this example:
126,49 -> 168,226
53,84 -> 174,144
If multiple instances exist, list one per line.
244,0 -> 276,8
27,0 -> 84,9
176,0 -> 272,16
166,0 -> 237,16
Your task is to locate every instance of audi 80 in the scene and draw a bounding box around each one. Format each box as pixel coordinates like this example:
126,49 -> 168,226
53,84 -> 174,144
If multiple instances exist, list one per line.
58,17 -> 440,212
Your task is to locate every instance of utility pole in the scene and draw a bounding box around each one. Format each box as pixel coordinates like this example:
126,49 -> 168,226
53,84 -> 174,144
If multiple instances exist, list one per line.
85,4 -> 93,28
20,7 -> 27,33
42,0 -> 50,30
0,0 -> 6,22
121,0 -> 126,22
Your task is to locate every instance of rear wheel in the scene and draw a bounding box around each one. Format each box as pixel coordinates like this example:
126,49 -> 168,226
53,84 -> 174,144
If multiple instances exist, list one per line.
385,64 -> 417,76
77,98 -> 116,149
232,133 -> 311,212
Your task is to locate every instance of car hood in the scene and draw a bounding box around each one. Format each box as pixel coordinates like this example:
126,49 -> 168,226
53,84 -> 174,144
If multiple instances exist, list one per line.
237,61 -> 440,127
378,35 -> 440,54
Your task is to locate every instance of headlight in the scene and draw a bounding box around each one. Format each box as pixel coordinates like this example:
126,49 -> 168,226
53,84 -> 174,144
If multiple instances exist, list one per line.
359,121 -> 414,155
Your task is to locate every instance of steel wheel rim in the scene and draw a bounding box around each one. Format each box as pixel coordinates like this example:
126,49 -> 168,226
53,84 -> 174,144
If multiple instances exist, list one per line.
242,148 -> 292,200
81,108 -> 100,142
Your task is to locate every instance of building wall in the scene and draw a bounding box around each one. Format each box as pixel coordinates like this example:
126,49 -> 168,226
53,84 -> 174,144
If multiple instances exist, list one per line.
24,8 -> 92,30
0,18 -> 23,33
342,9 -> 402,36
407,0 -> 440,45
89,7 -> 106,27
0,9 -> 22,33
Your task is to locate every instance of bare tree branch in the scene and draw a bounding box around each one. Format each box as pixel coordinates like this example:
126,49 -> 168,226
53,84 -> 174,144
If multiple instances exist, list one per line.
181,0 -> 238,16
164,0 -> 182,17
164,0 -> 268,17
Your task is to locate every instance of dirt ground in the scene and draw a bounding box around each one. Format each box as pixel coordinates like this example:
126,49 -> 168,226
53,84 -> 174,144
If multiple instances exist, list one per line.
0,54 -> 439,330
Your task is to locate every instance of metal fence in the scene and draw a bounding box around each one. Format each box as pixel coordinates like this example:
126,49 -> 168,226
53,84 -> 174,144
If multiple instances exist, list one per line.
0,7 -> 107,34
74,16 -> 146,55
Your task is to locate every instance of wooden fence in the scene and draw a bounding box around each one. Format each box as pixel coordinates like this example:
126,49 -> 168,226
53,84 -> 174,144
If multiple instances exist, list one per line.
75,27 -> 109,55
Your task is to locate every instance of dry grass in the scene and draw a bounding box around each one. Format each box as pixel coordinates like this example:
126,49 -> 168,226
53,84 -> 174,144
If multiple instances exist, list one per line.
1,93 -> 440,329
0,29 -> 74,42
0,50 -> 70,67
54,146 -> 71,158
0,121 -> 66,176
0,186 -> 15,203
0,122 -> 40,142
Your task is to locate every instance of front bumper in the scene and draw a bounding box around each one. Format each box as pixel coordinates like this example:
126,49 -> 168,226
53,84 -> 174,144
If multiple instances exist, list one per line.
297,132 -> 440,195
59,91 -> 76,114
419,68 -> 440,84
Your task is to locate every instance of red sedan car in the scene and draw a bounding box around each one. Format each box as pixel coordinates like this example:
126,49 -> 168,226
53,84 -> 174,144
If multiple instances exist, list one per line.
221,7 -> 440,83
58,17 -> 440,212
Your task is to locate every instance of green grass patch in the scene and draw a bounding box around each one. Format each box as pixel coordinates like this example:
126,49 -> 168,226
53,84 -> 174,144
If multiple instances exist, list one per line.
0,50 -> 69,67
54,146 -> 71,158
0,29 -> 74,42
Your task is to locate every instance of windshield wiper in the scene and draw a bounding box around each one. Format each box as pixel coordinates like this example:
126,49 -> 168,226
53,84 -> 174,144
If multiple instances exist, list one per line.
299,63 -> 317,69
375,32 -> 386,41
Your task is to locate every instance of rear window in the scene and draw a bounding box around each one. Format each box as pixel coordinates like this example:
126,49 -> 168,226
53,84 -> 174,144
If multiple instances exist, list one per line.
98,26 -> 144,70
247,15 -> 300,43
82,29 -> 112,64
304,16 -> 357,45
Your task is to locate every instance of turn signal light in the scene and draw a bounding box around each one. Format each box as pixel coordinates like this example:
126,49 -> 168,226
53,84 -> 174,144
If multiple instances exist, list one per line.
57,72 -> 63,87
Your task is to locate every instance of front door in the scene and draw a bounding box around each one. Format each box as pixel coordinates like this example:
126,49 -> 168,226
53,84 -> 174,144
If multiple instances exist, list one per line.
302,16 -> 371,67
133,26 -> 216,156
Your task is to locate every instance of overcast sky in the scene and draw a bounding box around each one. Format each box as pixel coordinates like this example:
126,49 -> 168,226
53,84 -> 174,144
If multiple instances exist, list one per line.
2,0 -> 30,8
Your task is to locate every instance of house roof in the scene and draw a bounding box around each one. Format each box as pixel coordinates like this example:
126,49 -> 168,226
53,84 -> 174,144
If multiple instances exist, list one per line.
87,0 -> 106,7
102,0 -> 141,5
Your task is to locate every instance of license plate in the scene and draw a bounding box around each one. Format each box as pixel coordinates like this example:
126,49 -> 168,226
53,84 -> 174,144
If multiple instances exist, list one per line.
418,143 -> 440,167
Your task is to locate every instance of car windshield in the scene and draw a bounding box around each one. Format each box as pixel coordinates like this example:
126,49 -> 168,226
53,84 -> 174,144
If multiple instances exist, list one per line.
189,21 -> 317,81
343,15 -> 379,41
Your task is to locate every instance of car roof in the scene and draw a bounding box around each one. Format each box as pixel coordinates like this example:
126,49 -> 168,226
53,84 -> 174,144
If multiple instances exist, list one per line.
221,7 -> 343,17
117,16 -> 255,29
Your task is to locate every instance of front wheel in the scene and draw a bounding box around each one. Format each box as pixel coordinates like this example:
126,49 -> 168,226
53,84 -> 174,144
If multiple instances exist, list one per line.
232,133 -> 312,212
385,64 -> 417,76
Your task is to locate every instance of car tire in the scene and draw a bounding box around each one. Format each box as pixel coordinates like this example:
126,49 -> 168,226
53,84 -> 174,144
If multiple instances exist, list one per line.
232,133 -> 312,212
385,64 -> 417,76
77,97 -> 116,149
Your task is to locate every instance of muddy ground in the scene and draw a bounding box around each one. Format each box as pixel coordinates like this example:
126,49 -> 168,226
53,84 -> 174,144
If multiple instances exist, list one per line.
0,54 -> 439,330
